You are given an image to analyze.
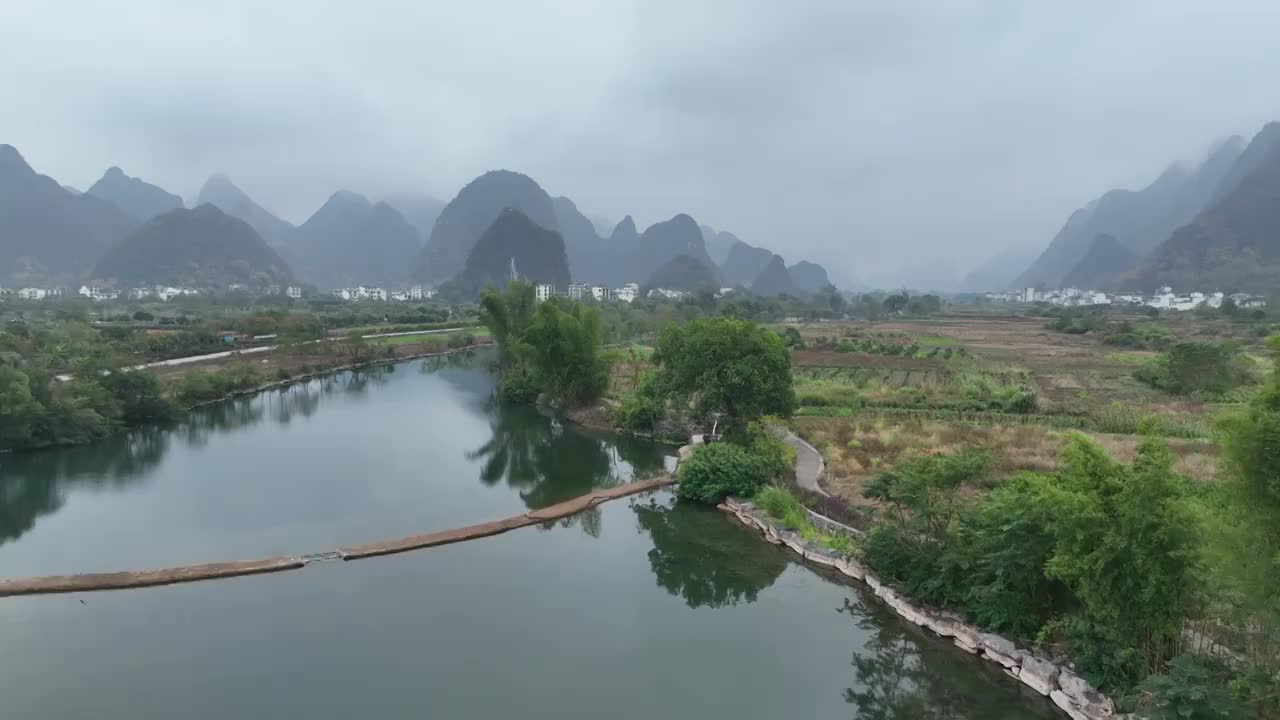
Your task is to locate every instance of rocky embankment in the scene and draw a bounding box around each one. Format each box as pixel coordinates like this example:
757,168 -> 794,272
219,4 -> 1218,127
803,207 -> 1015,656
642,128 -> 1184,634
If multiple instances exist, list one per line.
718,496 -> 1118,720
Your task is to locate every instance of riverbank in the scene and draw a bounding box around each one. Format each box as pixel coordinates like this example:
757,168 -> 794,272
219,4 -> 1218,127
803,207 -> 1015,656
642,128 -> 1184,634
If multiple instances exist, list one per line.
182,340 -> 493,410
719,496 -> 1117,720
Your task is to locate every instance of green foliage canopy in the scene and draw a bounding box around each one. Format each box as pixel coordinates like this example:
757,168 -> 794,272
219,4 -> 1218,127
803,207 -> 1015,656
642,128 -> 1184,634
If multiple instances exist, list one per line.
652,317 -> 796,424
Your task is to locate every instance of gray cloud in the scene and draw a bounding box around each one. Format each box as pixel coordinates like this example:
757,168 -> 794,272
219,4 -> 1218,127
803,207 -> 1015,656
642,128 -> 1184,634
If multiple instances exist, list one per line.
2,0 -> 1278,287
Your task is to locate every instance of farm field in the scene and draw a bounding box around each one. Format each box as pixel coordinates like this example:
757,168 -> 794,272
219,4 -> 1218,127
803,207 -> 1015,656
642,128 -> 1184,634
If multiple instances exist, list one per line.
779,311 -> 1265,508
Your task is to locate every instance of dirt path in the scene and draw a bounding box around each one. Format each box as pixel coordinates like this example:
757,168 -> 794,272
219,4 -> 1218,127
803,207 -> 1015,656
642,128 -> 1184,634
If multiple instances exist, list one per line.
786,431 -> 828,497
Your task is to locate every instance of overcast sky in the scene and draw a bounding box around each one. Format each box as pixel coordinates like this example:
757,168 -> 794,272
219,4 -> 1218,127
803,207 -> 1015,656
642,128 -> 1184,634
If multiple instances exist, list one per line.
3,1 -> 1279,288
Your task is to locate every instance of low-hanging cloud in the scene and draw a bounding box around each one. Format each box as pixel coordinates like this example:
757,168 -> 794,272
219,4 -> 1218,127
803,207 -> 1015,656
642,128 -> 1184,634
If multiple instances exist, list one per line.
2,0 -> 1278,288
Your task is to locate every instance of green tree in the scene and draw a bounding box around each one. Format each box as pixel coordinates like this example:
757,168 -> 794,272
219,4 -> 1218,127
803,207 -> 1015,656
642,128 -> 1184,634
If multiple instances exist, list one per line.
479,280 -> 536,370
860,450 -> 989,605
1042,436 -> 1201,688
1213,336 -> 1280,712
883,293 -> 909,315
1135,341 -> 1255,396
652,317 -> 795,431
98,370 -> 180,426
0,366 -> 41,450
521,301 -> 610,407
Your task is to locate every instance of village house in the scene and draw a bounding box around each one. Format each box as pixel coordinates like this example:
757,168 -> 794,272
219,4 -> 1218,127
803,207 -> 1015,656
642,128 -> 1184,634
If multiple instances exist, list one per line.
78,285 -> 119,301
613,283 -> 639,303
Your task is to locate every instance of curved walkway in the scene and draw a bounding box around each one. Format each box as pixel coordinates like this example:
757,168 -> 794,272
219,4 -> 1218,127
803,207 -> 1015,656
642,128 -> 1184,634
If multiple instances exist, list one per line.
0,476 -> 672,598
785,431 -> 828,497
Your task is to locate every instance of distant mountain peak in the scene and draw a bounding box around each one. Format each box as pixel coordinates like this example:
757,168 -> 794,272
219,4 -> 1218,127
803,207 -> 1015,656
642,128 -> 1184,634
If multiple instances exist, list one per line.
92,204 -> 292,288
611,215 -> 637,240
288,190 -> 417,288
0,144 -> 33,176
458,207 -> 570,291
414,169 -> 558,283
0,144 -> 136,285
752,254 -> 798,297
196,172 -> 293,245
87,165 -> 183,222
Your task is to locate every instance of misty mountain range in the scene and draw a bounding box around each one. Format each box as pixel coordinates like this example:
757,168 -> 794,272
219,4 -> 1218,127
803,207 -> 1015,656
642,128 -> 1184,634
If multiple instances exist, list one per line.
0,144 -> 835,297
1003,121 -> 1280,293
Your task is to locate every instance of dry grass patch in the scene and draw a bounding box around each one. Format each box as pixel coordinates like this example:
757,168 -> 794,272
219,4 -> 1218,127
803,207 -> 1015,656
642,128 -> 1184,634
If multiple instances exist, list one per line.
792,415 -> 1219,509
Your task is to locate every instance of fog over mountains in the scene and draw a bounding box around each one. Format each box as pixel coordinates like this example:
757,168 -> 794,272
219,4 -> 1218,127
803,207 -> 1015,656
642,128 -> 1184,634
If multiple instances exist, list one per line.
7,115 -> 1280,297
0,144 -> 833,295
1009,121 -> 1280,293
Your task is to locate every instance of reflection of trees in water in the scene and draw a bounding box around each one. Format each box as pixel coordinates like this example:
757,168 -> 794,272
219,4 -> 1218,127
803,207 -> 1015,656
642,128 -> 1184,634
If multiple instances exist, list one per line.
342,364 -> 395,397
839,597 -> 1054,720
181,397 -> 265,448
633,496 -> 787,608
419,349 -> 477,375
466,396 -> 669,538
267,383 -> 323,425
0,426 -> 168,546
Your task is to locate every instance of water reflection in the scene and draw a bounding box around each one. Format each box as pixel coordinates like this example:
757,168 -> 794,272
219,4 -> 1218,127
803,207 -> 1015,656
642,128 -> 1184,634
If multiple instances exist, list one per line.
633,495 -> 787,608
0,426 -> 168,545
840,597 -> 1054,719
469,404 -> 669,507
0,355 -> 673,551
467,399 -> 670,537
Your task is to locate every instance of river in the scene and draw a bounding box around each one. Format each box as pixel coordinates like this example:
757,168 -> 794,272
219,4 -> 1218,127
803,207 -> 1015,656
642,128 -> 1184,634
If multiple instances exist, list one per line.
0,352 -> 1056,718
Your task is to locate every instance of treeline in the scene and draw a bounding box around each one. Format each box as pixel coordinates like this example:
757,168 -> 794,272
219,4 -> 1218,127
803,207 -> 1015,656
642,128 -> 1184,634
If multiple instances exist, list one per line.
0,322 -> 179,451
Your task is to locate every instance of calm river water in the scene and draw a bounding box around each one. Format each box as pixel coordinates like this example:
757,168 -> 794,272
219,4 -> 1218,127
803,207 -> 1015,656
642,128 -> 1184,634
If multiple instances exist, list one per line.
0,353 -> 1055,718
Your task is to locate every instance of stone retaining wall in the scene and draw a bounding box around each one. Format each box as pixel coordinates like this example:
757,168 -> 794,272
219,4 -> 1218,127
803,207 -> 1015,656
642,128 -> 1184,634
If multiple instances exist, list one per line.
720,496 -> 1118,720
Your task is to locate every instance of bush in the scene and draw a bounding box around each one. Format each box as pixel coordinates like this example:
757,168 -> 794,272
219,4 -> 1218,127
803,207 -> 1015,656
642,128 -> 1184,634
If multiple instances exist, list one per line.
677,442 -> 770,503
1136,342 -> 1256,396
614,372 -> 664,432
499,368 -> 540,404
743,421 -> 796,480
754,485 -> 809,530
1136,655 -> 1247,720
97,370 -> 180,425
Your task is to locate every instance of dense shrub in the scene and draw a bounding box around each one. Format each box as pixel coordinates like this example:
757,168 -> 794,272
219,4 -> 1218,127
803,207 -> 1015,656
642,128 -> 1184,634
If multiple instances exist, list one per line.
498,368 -> 540,404
174,364 -> 264,405
1136,655 -> 1247,720
1135,341 -> 1255,396
97,370 -> 180,425
859,436 -> 1201,691
676,442 -> 770,503
743,421 -> 797,480
614,373 -> 665,432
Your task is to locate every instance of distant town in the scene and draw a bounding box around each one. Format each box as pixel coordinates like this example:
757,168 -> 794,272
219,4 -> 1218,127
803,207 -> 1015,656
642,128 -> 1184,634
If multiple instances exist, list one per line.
0,280 -> 738,304
983,285 -> 1268,311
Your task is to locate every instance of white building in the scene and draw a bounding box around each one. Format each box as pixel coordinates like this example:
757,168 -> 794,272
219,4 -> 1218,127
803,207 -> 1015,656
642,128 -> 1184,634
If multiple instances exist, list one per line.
567,282 -> 591,300
406,285 -> 436,301
648,288 -> 685,300
155,286 -> 199,302
18,288 -> 48,300
535,284 -> 555,303
78,285 -> 119,301
360,286 -> 387,301
590,285 -> 611,302
1023,287 -> 1036,303
613,283 -> 639,303
286,286 -> 303,299
1229,292 -> 1268,309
